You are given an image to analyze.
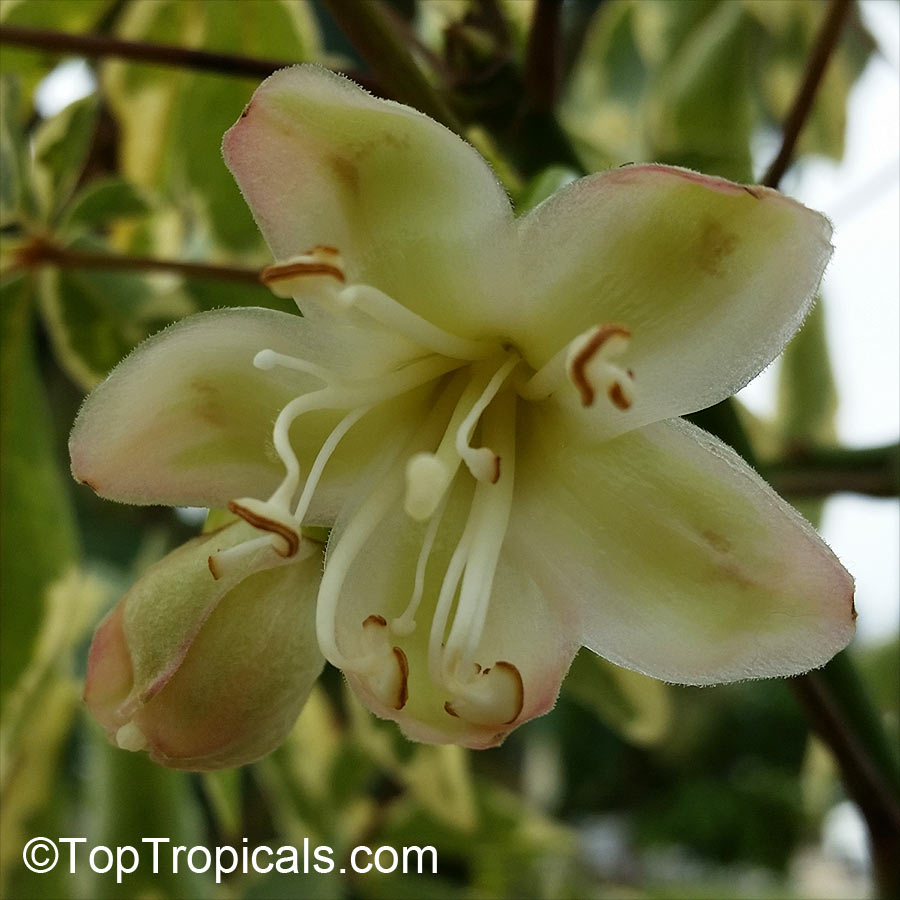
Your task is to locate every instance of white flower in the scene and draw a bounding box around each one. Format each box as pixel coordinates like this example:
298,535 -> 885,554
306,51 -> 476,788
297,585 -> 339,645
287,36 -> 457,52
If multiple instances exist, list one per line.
72,65 -> 854,765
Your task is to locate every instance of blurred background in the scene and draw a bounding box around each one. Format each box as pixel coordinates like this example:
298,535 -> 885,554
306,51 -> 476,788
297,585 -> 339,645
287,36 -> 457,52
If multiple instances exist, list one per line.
1,1 -> 897,898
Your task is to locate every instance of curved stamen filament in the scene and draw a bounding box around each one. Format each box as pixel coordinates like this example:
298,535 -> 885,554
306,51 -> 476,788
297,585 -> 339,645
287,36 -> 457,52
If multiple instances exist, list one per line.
455,356 -> 519,483
294,404 -> 373,522
339,284 -> 498,361
519,323 -> 634,410
268,354 -> 461,508
391,489 -> 451,637
443,391 -> 516,682
254,349 -> 339,385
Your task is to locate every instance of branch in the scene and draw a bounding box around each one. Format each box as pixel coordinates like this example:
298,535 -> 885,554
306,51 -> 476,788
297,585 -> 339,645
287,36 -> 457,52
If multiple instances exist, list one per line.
0,24 -> 295,79
792,657 -> 900,899
319,0 -> 462,135
523,0 -> 563,114
11,238 -> 262,285
761,0 -> 852,188
763,444 -> 900,498
0,23 -> 376,90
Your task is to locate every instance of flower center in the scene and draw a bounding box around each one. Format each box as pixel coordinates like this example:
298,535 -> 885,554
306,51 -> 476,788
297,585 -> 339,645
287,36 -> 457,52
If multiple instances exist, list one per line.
210,247 -> 636,731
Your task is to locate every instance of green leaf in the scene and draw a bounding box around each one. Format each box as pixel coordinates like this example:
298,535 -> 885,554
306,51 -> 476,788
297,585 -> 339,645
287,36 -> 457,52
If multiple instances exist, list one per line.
0,274 -> 78,698
32,94 -> 99,223
644,0 -> 754,181
58,177 -> 151,236
0,75 -> 36,227
0,0 -> 112,99
563,649 -> 671,746
36,248 -> 194,390
777,298 -> 837,447
102,0 -> 321,253
81,728 -> 212,899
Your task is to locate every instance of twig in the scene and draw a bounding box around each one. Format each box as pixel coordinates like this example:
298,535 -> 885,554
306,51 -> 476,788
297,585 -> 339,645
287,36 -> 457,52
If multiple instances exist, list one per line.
523,0 -> 563,114
0,24 -> 295,79
319,0 -> 462,135
0,23 -> 378,92
761,0 -> 852,188
11,238 -> 262,285
763,444 -> 900,498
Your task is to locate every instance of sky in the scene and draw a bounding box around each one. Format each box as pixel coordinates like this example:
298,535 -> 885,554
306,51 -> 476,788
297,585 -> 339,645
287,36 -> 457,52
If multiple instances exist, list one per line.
32,1 -> 900,647
739,0 -> 900,645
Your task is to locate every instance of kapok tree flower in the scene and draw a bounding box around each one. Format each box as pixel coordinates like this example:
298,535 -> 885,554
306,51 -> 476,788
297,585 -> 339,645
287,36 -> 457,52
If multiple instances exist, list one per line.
72,65 -> 855,765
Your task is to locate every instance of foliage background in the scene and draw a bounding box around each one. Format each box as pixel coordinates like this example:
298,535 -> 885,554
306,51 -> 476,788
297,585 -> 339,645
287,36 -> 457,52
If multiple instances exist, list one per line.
0,1 -> 898,899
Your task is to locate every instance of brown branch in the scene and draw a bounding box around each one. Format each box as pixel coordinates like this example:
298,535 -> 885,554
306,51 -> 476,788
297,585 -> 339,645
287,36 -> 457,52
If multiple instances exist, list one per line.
762,0 -> 852,188
0,24 -> 377,91
763,444 -> 900,498
12,238 -> 262,285
523,0 -> 563,113
320,0 -> 462,134
0,24 -> 296,79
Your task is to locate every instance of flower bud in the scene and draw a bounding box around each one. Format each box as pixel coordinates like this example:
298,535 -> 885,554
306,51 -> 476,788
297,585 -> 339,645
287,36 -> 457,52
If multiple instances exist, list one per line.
84,520 -> 323,770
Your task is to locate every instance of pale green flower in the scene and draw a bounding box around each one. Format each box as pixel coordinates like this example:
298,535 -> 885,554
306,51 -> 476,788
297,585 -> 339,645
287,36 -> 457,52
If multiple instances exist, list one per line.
72,66 -> 854,767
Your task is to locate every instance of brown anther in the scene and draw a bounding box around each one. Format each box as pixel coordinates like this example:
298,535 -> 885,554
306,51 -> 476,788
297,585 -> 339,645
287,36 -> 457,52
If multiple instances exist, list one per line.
363,614 -> 388,628
444,701 -> 459,718
494,661 -> 524,724
392,647 -> 409,709
208,555 -> 222,580
608,382 -> 631,410
491,456 -> 501,484
569,324 -> 631,407
228,500 -> 300,558
260,259 -> 345,286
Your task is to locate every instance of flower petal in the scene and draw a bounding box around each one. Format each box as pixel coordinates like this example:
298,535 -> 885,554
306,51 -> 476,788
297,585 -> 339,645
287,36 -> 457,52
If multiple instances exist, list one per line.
514,165 -> 832,437
511,407 -> 855,685
223,65 -> 515,339
324,458 -> 578,749
85,521 -> 324,769
69,306 -> 423,518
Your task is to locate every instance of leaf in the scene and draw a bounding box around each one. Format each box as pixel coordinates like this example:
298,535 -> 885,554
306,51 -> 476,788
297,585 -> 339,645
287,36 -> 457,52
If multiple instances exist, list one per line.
562,649 -> 671,746
36,246 -> 195,390
0,75 -> 35,228
777,298 -> 837,448
0,274 -> 78,698
58,177 -> 151,236
102,0 -> 321,253
0,0 -> 112,99
745,0 -> 875,162
31,94 -> 99,223
643,0 -> 754,181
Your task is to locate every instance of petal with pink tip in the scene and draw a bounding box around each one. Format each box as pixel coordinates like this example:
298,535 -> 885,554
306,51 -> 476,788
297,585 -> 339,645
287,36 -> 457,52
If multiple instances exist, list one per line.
510,407 -> 855,685
223,65 -> 515,340
514,165 -> 833,439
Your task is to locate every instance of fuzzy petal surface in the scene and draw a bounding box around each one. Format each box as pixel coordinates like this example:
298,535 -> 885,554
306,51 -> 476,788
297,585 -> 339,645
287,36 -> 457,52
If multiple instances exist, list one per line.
514,165 -> 833,438
510,406 -> 856,684
69,306 -> 423,520
84,521 -> 324,769
223,65 -> 515,339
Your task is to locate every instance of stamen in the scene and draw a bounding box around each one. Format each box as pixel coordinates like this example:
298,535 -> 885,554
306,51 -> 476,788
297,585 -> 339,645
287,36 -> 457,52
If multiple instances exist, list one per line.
254,349 -> 338,385
207,535 -> 272,580
339,284 -> 497,361
358,615 -> 409,710
268,355 -> 459,508
443,661 -> 524,726
391,490 -> 451,637
566,324 -> 632,408
444,391 -> 516,678
294,404 -> 373,522
455,356 -> 518,483
228,497 -> 302,557
261,246 -> 345,299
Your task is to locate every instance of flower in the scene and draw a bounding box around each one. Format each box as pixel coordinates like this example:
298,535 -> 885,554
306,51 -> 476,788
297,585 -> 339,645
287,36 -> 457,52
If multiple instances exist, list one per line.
72,65 -> 855,764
